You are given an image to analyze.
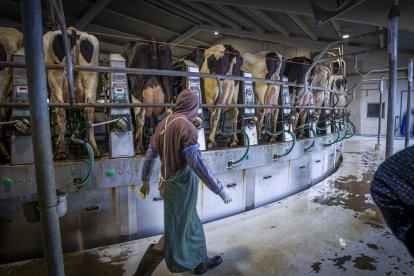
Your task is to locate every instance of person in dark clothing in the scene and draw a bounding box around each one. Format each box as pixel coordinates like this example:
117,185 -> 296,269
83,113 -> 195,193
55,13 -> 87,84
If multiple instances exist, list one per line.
135,89 -> 232,275
371,145 -> 414,257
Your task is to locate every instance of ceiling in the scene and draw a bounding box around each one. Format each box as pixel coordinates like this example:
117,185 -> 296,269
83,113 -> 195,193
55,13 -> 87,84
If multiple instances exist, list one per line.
1,0 -> 413,65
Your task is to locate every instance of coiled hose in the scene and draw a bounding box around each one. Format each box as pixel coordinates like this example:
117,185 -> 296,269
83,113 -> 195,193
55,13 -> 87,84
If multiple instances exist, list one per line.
295,124 -> 316,152
71,135 -> 94,191
318,122 -> 340,147
263,129 -> 297,158
217,129 -> 250,167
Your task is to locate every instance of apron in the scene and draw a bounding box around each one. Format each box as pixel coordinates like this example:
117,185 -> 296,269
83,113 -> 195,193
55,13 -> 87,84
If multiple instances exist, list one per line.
160,117 -> 207,272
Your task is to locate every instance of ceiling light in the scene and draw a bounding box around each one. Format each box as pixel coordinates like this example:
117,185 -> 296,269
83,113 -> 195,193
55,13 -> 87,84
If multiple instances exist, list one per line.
342,34 -> 350,39
214,31 -> 219,35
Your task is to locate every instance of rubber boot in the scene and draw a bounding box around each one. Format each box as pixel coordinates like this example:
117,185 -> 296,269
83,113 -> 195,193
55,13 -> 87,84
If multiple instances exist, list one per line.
194,256 -> 223,275
134,244 -> 164,276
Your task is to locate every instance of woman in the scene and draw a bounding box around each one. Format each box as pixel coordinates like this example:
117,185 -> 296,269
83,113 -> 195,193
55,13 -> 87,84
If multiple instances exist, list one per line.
135,89 -> 232,275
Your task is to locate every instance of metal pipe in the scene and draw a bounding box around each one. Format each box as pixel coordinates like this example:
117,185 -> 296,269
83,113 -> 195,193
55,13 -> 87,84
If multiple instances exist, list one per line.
362,77 -> 407,82
20,0 -> 64,275
376,77 -> 384,150
0,61 -> 348,95
386,0 -> 399,159
406,58 -> 413,148
0,102 -> 347,110
51,0 -> 75,106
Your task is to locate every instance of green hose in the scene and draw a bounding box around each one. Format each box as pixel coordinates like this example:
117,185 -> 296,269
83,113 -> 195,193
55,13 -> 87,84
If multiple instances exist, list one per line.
71,136 -> 94,190
217,129 -> 250,166
322,123 -> 340,147
344,120 -> 355,139
263,129 -> 297,158
296,124 -> 316,152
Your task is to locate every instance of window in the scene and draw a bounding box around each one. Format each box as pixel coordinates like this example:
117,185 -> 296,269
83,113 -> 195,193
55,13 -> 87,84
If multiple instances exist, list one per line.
367,103 -> 385,118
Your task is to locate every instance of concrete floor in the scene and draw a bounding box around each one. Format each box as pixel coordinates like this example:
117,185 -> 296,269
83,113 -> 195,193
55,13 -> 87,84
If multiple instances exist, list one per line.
1,136 -> 414,276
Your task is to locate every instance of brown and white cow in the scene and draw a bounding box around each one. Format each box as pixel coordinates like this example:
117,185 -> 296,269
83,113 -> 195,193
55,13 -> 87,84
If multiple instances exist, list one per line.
0,27 -> 23,160
200,44 -> 242,149
283,57 -> 315,137
44,28 -> 100,160
125,40 -> 174,154
311,65 -> 332,126
242,51 -> 284,141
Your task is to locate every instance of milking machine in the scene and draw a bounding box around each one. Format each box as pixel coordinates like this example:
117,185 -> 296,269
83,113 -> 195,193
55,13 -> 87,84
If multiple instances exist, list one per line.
275,76 -> 294,142
106,54 -> 134,158
238,69 -> 258,147
179,59 -> 206,150
10,48 -> 33,165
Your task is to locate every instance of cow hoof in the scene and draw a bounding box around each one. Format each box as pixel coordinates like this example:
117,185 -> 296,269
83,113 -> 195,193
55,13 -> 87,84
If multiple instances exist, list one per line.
94,151 -> 101,159
229,141 -> 238,147
54,152 -> 67,160
298,133 -> 304,139
269,137 -> 277,143
135,147 -> 145,155
207,141 -> 216,150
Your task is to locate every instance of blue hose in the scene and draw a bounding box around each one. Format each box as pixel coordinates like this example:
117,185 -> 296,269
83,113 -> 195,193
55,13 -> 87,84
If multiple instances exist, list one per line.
296,124 -> 316,152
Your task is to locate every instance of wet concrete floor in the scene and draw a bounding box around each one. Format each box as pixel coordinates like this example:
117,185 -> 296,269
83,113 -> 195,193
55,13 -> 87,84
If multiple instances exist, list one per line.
1,136 -> 413,275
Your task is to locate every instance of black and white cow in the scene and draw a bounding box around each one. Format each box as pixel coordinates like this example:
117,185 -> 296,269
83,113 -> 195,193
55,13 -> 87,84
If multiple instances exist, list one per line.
44,27 -> 100,159
0,27 -> 23,160
284,57 -> 315,136
125,40 -> 174,154
243,51 -> 284,141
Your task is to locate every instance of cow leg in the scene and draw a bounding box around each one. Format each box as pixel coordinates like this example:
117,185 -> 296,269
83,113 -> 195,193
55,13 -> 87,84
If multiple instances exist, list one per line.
269,108 -> 279,142
208,107 -> 221,149
0,72 -> 12,160
256,107 -> 265,141
85,106 -> 99,157
298,110 -> 308,138
131,95 -> 146,155
49,70 -> 67,160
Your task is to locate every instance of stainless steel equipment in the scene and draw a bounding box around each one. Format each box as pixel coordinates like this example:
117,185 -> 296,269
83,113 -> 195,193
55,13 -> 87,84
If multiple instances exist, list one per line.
277,76 -> 294,141
181,60 -> 206,150
10,48 -> 34,165
239,70 -> 258,146
108,54 -> 134,158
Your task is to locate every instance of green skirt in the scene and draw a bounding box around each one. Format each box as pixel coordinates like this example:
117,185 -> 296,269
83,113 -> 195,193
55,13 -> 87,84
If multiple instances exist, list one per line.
163,165 -> 207,272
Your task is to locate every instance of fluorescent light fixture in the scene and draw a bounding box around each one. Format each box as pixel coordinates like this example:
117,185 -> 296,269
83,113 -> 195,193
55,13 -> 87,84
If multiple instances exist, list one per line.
214,31 -> 219,35
342,34 -> 350,39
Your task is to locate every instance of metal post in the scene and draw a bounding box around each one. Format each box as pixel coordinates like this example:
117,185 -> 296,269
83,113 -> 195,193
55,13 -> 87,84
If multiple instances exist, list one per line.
20,0 -> 65,275
386,0 -> 399,159
52,0 -> 75,106
406,59 -> 413,148
376,77 -> 384,150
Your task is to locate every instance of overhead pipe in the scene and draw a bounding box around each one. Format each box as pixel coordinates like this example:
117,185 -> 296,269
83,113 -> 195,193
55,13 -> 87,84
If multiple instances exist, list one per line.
21,0 -> 65,275
386,0 -> 399,159
406,58 -> 413,148
51,0 -> 76,106
0,61 -> 349,95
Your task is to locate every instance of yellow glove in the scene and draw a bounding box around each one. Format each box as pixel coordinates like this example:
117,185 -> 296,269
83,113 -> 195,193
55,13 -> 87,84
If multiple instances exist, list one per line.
139,182 -> 150,199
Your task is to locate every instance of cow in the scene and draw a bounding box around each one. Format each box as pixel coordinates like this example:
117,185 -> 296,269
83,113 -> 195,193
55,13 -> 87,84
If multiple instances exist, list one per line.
310,65 -> 332,126
43,27 -> 100,160
0,27 -> 23,160
242,51 -> 284,142
283,57 -> 315,137
199,44 -> 242,149
125,40 -> 174,154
